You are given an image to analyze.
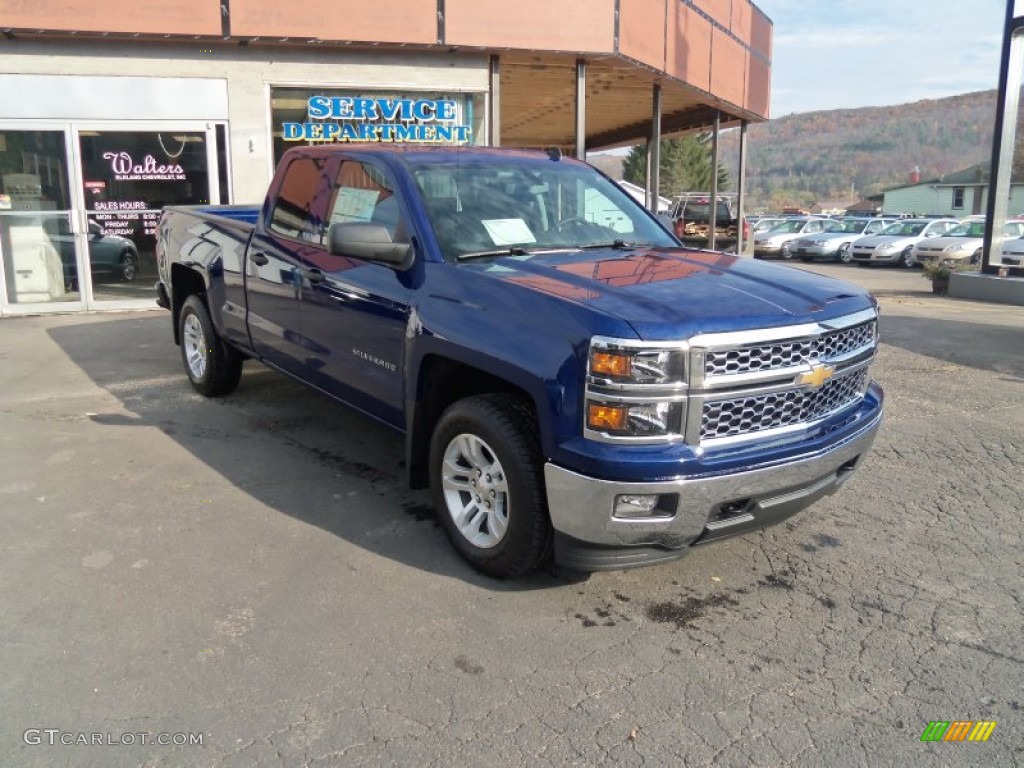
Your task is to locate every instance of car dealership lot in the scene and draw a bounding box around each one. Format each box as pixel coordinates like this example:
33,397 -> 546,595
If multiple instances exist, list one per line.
1,264 -> 1022,766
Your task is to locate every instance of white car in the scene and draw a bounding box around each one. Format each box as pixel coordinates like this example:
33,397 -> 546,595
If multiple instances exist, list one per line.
849,218 -> 959,268
793,217 -> 894,263
912,219 -> 1024,267
753,217 -> 839,260
999,224 -> 1024,265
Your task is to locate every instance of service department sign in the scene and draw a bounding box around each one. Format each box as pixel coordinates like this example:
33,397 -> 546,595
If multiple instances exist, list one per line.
282,96 -> 472,144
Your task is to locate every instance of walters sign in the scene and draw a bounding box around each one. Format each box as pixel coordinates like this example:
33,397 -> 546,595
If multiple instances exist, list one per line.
282,96 -> 472,145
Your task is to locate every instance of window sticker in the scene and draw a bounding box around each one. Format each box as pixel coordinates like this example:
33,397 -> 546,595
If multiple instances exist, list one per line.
481,218 -> 537,245
330,187 -> 381,224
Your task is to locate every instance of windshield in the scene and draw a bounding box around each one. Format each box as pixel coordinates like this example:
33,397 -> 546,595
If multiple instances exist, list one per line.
946,222 -> 985,238
838,219 -> 870,233
766,219 -> 810,234
880,221 -> 927,237
406,156 -> 677,259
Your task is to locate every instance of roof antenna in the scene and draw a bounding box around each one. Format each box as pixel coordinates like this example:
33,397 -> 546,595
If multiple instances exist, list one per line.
546,146 -> 562,161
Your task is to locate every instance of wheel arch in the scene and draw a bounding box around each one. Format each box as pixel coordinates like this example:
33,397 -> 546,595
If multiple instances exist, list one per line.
170,263 -> 209,345
406,354 -> 543,490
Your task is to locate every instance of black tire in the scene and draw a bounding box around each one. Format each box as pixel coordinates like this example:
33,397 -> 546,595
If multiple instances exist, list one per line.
838,242 -> 853,264
429,394 -> 552,579
901,246 -> 916,269
970,249 -> 982,266
780,242 -> 793,260
119,251 -> 139,282
179,295 -> 242,397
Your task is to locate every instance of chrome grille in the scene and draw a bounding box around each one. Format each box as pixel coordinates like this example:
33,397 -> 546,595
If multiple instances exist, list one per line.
704,321 -> 876,377
701,369 -> 869,440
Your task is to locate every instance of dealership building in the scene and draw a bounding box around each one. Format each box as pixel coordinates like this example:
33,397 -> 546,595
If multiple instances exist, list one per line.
0,0 -> 772,315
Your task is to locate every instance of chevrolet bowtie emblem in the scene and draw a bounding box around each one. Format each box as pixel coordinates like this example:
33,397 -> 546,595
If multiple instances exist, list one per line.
798,363 -> 835,389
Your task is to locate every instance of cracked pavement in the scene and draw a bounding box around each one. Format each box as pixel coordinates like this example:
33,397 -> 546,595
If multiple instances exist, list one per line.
1,265 -> 1021,766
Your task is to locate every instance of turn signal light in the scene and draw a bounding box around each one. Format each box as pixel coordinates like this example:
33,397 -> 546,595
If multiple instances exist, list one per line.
587,403 -> 629,431
591,351 -> 632,378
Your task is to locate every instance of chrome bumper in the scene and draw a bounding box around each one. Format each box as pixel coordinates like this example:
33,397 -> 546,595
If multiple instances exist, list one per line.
545,411 -> 882,571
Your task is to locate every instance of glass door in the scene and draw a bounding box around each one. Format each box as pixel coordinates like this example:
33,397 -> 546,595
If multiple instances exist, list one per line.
74,124 -> 220,306
0,127 -> 83,314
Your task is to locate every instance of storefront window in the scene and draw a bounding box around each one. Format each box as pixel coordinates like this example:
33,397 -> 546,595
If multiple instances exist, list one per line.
0,130 -> 78,305
78,130 -> 210,300
269,87 -> 486,167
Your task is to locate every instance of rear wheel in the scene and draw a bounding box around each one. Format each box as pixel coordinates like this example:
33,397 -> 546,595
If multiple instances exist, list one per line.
429,394 -> 552,579
901,246 -> 916,269
179,295 -> 242,397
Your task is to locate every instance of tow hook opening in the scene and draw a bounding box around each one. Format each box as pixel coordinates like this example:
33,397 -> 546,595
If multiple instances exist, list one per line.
713,498 -> 753,524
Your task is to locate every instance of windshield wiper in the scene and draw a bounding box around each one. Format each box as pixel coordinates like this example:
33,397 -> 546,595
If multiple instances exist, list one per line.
457,246 -> 533,261
577,240 -> 651,250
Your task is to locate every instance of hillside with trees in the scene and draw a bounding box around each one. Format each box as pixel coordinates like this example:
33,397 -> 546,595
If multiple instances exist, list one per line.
722,89 -> 998,210
593,90 -> 1002,212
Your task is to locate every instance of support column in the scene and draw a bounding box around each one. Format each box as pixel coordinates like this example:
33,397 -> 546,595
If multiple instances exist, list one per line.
489,55 -> 500,147
575,59 -> 586,160
709,110 -> 721,251
736,120 -> 748,255
644,139 -> 652,208
650,83 -> 662,213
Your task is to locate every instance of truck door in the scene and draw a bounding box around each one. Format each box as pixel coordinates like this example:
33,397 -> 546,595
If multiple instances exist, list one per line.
297,158 -> 412,429
245,154 -> 334,377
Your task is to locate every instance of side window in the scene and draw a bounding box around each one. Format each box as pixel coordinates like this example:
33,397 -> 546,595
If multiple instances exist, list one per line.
327,161 -> 403,241
805,221 -> 823,234
866,221 -> 883,234
269,156 -> 331,242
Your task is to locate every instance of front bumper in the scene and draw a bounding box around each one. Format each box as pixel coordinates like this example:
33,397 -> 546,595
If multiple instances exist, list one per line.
545,408 -> 882,571
851,248 -> 899,263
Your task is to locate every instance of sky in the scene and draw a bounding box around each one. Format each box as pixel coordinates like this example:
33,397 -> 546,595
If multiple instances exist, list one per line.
756,0 -> 1012,116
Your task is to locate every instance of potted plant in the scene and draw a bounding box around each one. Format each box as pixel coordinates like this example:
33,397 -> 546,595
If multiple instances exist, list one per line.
921,259 -> 976,295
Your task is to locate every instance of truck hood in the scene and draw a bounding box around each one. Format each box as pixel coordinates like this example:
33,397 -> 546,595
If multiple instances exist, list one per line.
463,247 -> 871,340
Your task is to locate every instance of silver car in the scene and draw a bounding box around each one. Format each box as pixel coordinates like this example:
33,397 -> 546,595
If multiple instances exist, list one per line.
753,216 -> 839,260
793,217 -> 893,263
912,219 -> 1024,267
849,218 -> 959,268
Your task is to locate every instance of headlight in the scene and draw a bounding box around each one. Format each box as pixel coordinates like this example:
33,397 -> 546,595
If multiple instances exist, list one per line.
943,244 -> 965,253
812,239 -> 826,246
586,338 -> 687,442
877,242 -> 896,251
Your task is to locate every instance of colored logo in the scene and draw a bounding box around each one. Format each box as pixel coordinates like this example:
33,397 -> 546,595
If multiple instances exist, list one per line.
797,362 -> 835,389
920,720 -> 996,742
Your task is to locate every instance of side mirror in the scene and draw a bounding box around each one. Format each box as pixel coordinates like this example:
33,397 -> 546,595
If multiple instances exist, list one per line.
327,222 -> 411,269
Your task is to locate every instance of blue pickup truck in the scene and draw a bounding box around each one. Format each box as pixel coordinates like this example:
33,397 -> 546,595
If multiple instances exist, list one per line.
155,145 -> 883,578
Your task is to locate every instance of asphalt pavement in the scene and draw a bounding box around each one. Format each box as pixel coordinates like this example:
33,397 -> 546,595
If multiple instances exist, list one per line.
1,262 -> 1022,767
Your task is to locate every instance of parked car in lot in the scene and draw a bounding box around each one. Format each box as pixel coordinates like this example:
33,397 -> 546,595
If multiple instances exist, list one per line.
793,217 -> 893,263
43,219 -> 140,291
912,219 -> 1024,267
753,216 -> 840,259
750,216 -> 787,235
999,229 -> 1024,265
849,218 -> 959,268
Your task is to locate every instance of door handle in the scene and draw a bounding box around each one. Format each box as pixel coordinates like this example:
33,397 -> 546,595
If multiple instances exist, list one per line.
303,267 -> 326,284
250,252 -> 269,266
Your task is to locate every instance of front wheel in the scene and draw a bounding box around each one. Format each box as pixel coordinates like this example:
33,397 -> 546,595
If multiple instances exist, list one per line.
901,247 -> 916,269
838,242 -> 853,264
179,295 -> 243,397
429,394 -> 552,579
119,251 -> 139,281
780,242 -> 793,260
